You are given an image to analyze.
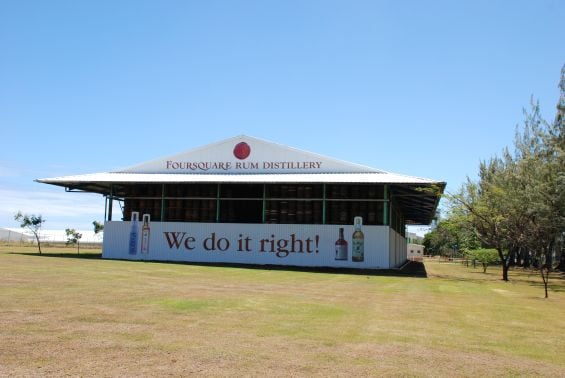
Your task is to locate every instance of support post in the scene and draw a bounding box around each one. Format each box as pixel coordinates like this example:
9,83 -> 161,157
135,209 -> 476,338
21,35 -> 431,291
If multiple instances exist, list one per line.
322,183 -> 327,224
161,184 -> 165,221
216,184 -> 221,223
383,184 -> 389,226
108,185 -> 113,221
262,184 -> 267,223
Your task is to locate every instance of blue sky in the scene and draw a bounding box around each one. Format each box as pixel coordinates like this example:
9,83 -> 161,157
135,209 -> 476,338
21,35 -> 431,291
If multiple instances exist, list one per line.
0,0 -> 563,232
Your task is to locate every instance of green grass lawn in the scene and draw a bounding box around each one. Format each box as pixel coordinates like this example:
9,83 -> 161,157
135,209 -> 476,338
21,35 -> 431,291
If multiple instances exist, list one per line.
1,244 -> 564,376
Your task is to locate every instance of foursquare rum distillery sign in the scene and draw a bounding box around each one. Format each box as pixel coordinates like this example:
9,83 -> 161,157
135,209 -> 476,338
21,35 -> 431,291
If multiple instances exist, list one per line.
164,142 -> 324,173
119,136 -> 378,174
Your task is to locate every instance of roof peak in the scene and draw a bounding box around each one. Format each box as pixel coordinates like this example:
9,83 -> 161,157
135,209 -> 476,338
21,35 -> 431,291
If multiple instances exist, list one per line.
116,135 -> 385,175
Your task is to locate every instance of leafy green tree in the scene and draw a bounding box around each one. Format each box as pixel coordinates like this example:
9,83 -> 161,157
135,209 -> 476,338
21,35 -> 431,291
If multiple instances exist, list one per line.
467,248 -> 499,273
450,97 -> 563,289
435,67 -> 564,296
423,211 -> 480,258
423,220 -> 456,256
65,228 -> 82,255
14,212 -> 45,254
93,221 -> 104,235
510,99 -> 564,297
450,164 -> 517,282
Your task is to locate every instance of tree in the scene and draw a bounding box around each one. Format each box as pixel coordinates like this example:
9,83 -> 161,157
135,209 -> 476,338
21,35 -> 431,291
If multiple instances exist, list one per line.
14,212 -> 45,254
510,99 -> 564,297
467,248 -> 499,273
450,162 -> 517,281
450,97 -> 563,290
433,67 -> 564,296
65,228 -> 82,255
93,221 -> 104,235
423,215 -> 479,257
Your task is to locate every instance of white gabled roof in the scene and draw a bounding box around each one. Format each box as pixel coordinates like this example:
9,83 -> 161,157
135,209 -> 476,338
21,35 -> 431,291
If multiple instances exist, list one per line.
116,135 -> 381,174
37,135 -> 445,224
38,135 -> 443,185
38,134 -> 444,184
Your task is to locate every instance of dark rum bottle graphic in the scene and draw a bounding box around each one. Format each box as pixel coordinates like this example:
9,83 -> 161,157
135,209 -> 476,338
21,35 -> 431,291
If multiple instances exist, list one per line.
335,227 -> 348,260
352,216 -> 364,262
140,214 -> 150,255
128,212 -> 139,255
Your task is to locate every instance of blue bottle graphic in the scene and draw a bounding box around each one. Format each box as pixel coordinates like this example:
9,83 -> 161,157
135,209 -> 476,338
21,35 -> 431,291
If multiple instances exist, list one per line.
128,212 -> 139,255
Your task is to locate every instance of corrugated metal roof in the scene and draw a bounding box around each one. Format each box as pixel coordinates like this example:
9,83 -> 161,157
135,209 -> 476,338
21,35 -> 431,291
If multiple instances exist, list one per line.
36,135 -> 445,225
115,135 -> 383,174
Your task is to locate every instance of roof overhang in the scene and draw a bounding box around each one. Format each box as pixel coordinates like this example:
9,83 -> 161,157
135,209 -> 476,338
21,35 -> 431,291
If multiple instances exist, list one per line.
37,172 -> 445,225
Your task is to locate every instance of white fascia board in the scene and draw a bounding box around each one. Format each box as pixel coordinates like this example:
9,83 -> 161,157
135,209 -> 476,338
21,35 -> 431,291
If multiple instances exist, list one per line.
37,172 -> 442,185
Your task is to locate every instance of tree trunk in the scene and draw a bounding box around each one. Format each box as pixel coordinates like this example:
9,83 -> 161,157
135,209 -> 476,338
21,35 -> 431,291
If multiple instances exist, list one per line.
509,248 -> 516,267
34,233 -> 42,255
540,266 -> 549,299
497,247 -> 509,281
523,250 -> 531,268
557,252 -> 565,271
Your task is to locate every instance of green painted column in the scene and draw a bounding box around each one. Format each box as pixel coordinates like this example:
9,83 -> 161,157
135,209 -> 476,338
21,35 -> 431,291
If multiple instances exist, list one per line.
262,184 -> 267,223
108,185 -> 113,221
383,184 -> 389,226
160,184 -> 166,221
322,184 -> 327,224
216,184 -> 221,223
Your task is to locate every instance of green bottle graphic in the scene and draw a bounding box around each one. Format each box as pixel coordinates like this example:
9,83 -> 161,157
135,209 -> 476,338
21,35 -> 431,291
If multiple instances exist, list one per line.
352,216 -> 364,262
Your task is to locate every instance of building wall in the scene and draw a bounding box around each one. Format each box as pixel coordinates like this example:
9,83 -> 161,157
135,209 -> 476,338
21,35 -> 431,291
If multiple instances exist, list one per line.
389,228 -> 407,268
407,243 -> 424,261
102,220 -> 394,269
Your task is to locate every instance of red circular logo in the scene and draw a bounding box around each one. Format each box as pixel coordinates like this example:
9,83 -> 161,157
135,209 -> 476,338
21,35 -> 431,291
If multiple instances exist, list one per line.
233,142 -> 251,160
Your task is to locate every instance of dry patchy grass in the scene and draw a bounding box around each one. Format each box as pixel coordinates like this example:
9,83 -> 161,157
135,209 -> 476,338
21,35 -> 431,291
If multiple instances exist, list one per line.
0,246 -> 564,377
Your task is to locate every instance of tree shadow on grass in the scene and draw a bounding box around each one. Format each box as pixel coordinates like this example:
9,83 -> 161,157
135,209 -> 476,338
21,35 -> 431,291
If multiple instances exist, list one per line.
504,268 -> 565,292
9,252 -> 102,259
429,264 -> 565,292
9,252 -> 427,278
426,272 -> 498,286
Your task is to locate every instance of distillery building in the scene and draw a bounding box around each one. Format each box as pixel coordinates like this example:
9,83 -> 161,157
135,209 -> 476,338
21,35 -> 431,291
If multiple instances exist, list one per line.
38,135 -> 444,269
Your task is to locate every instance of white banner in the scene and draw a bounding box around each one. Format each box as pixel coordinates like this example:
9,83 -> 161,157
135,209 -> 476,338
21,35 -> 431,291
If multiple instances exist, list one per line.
102,220 -> 392,269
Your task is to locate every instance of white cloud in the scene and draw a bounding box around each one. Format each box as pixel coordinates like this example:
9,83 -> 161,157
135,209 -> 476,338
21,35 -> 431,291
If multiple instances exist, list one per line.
0,188 -> 107,229
0,188 -> 102,216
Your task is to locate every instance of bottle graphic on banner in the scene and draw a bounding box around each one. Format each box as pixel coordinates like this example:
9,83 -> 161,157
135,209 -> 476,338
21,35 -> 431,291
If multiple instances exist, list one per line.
128,212 -> 139,255
141,214 -> 151,255
335,227 -> 348,260
352,216 -> 364,262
